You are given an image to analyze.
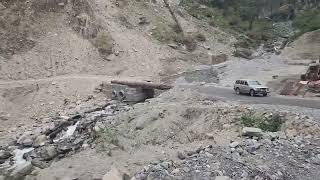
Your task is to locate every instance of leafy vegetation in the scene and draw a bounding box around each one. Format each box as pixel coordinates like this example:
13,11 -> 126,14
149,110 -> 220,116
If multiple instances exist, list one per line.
96,128 -> 120,152
180,0 -> 319,46
240,113 -> 283,132
293,9 -> 320,35
94,31 -> 113,59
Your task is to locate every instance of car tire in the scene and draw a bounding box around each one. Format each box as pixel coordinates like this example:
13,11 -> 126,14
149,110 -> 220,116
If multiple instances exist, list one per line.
263,93 -> 268,97
235,88 -> 241,95
250,90 -> 255,97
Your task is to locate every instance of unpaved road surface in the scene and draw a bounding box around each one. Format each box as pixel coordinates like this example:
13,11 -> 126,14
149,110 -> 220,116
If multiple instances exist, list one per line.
184,85 -> 320,109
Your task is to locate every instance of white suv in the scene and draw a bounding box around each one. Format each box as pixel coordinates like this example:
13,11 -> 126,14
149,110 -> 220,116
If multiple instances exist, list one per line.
234,79 -> 270,96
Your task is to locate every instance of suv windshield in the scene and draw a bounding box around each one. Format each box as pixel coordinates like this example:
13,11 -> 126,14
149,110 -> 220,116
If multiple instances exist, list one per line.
248,81 -> 261,85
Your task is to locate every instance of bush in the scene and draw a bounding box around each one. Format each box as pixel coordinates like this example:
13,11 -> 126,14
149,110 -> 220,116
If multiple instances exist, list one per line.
293,9 -> 320,35
96,128 -> 120,152
240,113 -> 283,132
94,31 -> 113,59
195,33 -> 206,41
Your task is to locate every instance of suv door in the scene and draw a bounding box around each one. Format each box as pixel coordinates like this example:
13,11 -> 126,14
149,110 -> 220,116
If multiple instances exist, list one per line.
243,81 -> 250,93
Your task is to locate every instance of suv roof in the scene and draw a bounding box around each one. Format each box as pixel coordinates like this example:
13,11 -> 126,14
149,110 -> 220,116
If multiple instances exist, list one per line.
236,79 -> 256,82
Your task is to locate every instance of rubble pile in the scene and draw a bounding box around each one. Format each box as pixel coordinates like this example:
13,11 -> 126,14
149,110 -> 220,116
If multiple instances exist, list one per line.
0,101 -> 129,179
133,130 -> 320,180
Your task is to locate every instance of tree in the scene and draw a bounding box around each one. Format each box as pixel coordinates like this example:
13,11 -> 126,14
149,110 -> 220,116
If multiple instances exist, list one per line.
163,0 -> 184,34
239,0 -> 259,30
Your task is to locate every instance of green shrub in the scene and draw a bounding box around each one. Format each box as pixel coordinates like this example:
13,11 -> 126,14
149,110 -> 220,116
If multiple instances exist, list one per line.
96,128 -> 120,152
240,113 -> 283,132
293,9 -> 320,34
94,31 -> 113,59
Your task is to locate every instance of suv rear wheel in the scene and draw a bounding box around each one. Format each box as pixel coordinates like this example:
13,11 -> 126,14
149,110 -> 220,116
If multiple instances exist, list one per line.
235,88 -> 241,95
250,89 -> 255,97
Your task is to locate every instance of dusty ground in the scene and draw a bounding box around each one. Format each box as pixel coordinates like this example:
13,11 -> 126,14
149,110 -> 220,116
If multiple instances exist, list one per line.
281,29 -> 320,63
2,88 -> 317,180
0,0 -> 236,136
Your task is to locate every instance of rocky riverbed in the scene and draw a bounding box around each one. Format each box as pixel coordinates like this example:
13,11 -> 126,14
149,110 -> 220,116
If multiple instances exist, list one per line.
1,88 -> 319,180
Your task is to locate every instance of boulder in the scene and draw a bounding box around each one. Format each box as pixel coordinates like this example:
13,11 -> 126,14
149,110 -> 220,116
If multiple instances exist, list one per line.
0,150 -> 12,159
17,132 -> 34,147
211,54 -> 228,64
31,158 -> 50,169
39,146 -> 58,161
229,141 -> 240,148
177,151 -> 186,160
10,161 -> 33,178
242,127 -> 263,137
233,48 -> 253,59
103,167 -> 129,180
33,135 -> 47,147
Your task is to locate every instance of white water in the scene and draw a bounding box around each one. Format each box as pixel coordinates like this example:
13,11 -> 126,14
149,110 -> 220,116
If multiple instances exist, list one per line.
53,121 -> 80,143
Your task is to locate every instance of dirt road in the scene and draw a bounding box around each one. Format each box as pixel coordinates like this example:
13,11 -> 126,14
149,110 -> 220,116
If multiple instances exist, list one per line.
184,85 -> 320,109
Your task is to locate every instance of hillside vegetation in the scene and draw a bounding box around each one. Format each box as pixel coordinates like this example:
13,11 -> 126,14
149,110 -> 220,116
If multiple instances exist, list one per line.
180,0 -> 320,47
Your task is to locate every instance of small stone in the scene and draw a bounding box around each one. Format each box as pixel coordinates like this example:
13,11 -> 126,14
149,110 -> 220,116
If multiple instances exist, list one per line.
177,151 -> 186,160
186,151 -> 196,156
206,133 -> 215,139
106,54 -> 116,61
205,152 -> 213,157
215,176 -> 231,180
286,129 -> 298,138
160,161 -> 172,169
229,141 -> 239,148
168,44 -> 179,49
183,167 -> 190,172
171,168 -> 180,175
242,127 -> 263,137
60,176 -> 79,180
102,167 -> 127,180
22,138 -> 33,147
222,124 -> 231,129
138,17 -> 150,25
92,175 -> 103,180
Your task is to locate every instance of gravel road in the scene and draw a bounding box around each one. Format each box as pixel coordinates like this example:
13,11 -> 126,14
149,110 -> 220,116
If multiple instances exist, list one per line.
183,85 -> 320,109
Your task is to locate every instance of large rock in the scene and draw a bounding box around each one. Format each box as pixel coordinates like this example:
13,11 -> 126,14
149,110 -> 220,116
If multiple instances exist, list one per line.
0,150 -> 12,159
233,48 -> 253,59
242,127 -> 263,137
17,132 -> 34,147
211,54 -> 228,64
33,135 -> 47,147
31,158 -> 50,169
39,146 -> 58,161
10,161 -> 33,178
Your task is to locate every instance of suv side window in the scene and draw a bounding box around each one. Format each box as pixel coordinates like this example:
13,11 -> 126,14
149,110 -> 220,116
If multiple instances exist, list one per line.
236,80 -> 240,84
244,81 -> 248,86
240,81 -> 244,85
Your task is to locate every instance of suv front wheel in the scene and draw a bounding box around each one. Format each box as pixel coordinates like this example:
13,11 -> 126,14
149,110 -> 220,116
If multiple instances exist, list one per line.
250,89 -> 255,97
